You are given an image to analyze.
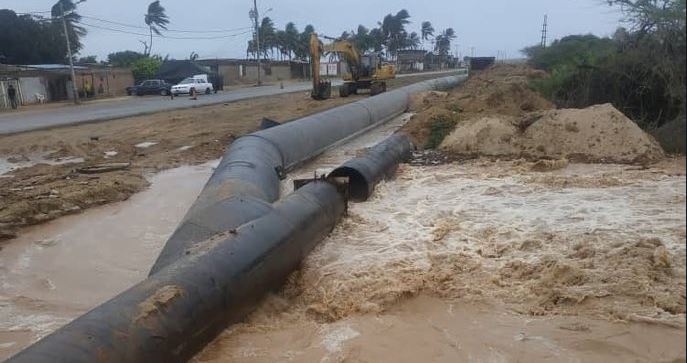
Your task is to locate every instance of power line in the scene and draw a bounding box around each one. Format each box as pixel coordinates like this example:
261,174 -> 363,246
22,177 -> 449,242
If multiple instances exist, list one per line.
78,21 -> 252,40
80,15 -> 252,34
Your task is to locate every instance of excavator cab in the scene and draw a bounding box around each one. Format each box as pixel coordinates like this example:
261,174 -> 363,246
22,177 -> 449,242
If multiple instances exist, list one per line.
310,33 -> 396,100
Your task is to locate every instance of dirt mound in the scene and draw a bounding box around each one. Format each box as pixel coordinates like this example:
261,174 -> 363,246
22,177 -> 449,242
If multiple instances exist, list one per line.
440,103 -> 665,164
402,64 -> 554,147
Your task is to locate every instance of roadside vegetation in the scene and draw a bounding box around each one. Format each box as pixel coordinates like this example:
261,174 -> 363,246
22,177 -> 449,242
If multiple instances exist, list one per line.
522,0 -> 685,151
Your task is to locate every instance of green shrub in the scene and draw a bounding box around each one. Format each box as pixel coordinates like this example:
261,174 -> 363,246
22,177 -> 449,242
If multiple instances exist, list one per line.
425,114 -> 457,149
131,57 -> 162,82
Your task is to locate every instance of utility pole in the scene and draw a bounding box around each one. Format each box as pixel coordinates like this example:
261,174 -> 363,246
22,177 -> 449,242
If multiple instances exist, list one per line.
540,14 -> 548,48
60,2 -> 80,104
252,0 -> 262,86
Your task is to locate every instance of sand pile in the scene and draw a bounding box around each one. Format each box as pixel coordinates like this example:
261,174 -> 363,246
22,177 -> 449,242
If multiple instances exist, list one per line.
440,103 -> 665,163
403,64 -> 554,147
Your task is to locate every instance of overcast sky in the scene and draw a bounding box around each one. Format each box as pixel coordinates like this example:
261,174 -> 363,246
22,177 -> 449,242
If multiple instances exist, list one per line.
4,0 -> 624,61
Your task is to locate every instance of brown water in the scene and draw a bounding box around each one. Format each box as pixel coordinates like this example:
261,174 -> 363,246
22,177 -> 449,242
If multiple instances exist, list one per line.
1,115 -> 685,362
196,295 -> 685,363
195,159 -> 687,363
0,161 -> 218,359
0,114 -> 411,360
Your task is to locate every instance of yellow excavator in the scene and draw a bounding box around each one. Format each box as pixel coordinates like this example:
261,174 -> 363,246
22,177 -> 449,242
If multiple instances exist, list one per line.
310,32 -> 395,100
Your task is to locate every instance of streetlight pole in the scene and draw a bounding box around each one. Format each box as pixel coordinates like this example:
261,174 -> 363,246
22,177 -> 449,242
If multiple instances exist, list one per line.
252,0 -> 261,86
60,2 -> 80,104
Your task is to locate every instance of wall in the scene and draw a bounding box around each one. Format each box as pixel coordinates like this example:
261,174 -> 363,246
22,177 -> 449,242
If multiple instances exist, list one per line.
75,68 -> 133,97
243,64 -> 292,83
18,77 -> 48,104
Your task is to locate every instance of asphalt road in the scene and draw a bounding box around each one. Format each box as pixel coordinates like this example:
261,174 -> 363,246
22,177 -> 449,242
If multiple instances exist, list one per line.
0,81 -> 329,135
0,70 -> 462,135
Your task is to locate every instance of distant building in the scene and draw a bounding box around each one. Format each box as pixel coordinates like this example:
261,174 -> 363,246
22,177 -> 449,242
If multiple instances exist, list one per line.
396,50 -> 427,73
464,56 -> 496,70
0,64 -> 133,109
195,59 -> 310,85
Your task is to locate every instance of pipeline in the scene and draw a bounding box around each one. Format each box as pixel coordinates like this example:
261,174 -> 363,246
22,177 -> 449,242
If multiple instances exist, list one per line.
8,75 -> 466,363
330,133 -> 414,201
150,74 -> 467,275
7,180 -> 347,363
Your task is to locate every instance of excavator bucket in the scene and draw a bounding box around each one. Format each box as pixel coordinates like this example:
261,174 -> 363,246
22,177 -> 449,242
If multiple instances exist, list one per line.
311,80 -> 331,100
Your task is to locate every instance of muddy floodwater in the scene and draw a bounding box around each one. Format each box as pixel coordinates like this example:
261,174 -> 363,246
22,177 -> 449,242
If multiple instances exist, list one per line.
0,113 -> 685,362
0,161 -> 217,359
0,114 -> 410,360
195,158 -> 686,363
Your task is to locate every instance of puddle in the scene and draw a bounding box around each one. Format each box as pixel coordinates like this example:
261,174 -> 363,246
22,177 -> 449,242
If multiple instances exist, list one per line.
0,153 -> 84,175
0,160 -> 218,359
135,141 -> 158,148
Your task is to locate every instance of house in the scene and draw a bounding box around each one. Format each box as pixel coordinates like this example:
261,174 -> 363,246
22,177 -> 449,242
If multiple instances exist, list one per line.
396,50 -> 427,73
195,59 -> 310,85
0,64 -> 133,109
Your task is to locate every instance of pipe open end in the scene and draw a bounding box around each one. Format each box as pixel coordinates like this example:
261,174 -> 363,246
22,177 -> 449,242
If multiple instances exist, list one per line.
330,167 -> 370,202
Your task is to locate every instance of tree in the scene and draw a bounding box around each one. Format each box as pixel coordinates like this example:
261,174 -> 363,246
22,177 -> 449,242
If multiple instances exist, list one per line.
144,1 -> 169,56
77,55 -> 97,63
131,56 -> 162,82
259,17 -> 276,59
421,21 -> 434,41
0,9 -> 67,64
51,0 -> 87,55
379,9 -> 412,58
434,28 -> 456,55
107,50 -> 146,67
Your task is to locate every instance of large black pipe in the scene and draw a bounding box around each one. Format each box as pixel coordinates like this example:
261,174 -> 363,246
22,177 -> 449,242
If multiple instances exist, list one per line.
329,133 -> 414,201
150,74 -> 467,274
7,181 -> 346,363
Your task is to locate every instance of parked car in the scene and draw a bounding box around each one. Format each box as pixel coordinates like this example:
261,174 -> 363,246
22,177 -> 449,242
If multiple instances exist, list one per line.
126,79 -> 172,96
171,74 -> 214,96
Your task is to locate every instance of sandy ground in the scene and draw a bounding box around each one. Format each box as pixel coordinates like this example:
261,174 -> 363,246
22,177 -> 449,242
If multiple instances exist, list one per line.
194,156 -> 686,363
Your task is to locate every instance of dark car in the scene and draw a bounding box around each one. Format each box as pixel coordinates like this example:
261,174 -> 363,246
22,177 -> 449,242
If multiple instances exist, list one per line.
126,79 -> 172,96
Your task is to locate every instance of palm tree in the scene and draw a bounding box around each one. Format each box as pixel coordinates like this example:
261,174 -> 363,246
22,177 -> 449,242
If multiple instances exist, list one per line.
434,28 -> 457,56
144,1 -> 169,56
258,17 -> 276,59
284,22 -> 299,60
51,0 -> 87,56
380,9 -> 412,59
407,32 -> 421,50
421,21 -> 434,41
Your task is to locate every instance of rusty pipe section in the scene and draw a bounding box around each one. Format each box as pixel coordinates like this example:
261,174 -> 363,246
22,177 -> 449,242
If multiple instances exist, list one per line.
330,133 -> 414,201
7,181 -> 347,363
150,74 -> 467,274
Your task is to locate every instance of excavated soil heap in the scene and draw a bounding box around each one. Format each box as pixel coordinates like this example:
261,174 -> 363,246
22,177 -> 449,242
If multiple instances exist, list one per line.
440,103 -> 665,164
403,64 -> 553,147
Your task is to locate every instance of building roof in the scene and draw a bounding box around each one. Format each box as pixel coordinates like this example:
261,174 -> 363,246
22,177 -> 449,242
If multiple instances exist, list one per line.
21,64 -> 88,70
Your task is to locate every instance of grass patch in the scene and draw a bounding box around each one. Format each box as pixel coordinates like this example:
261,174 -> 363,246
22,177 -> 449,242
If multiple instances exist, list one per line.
425,114 -> 458,149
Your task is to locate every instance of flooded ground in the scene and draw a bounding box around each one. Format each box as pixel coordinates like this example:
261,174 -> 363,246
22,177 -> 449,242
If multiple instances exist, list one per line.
0,114 -> 410,360
195,158 -> 686,363
1,112 -> 684,362
0,161 -> 217,359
